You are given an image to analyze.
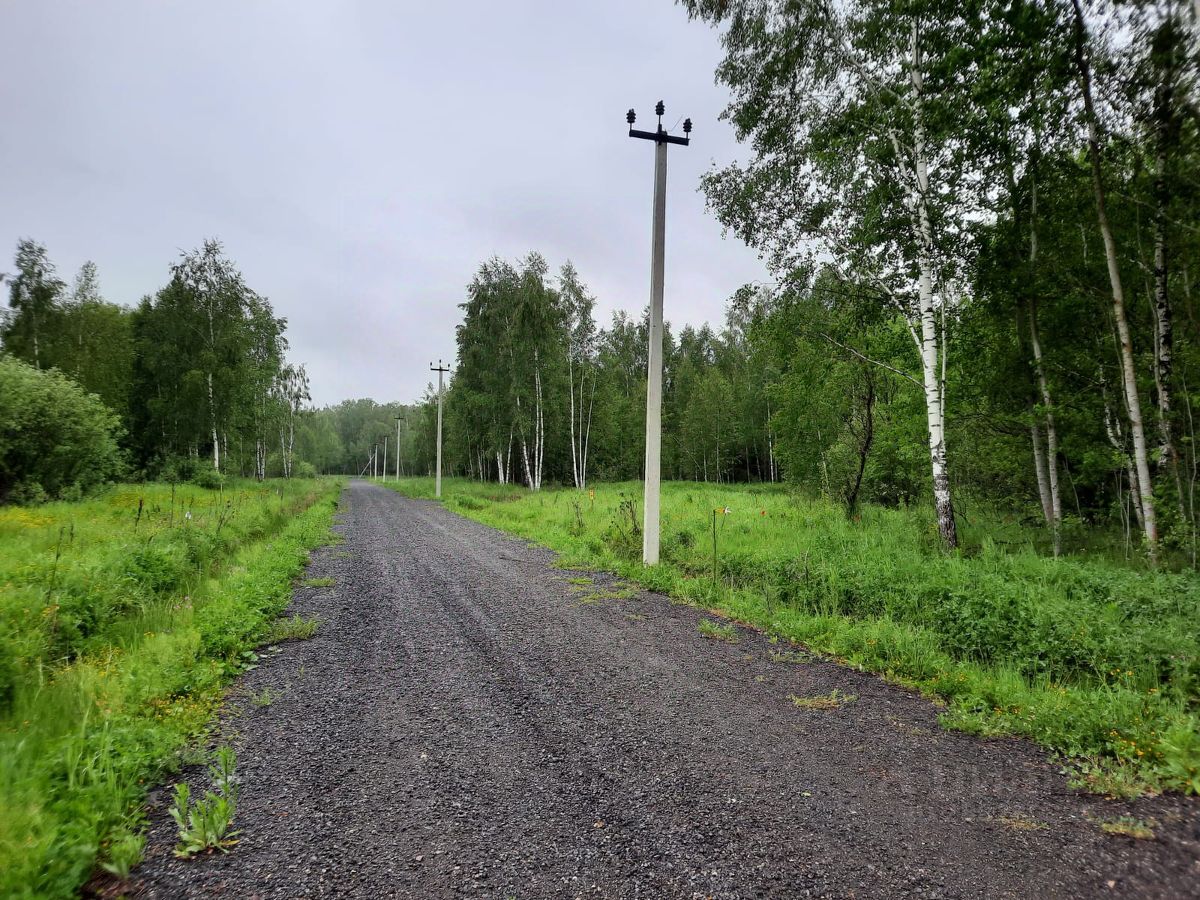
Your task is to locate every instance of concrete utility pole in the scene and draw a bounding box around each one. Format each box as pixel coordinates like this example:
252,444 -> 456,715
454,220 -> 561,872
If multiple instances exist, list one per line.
395,415 -> 404,479
430,360 -> 451,498
627,101 -> 691,565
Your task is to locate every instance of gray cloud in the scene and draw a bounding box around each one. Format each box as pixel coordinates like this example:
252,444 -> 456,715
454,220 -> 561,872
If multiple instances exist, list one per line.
0,0 -> 768,405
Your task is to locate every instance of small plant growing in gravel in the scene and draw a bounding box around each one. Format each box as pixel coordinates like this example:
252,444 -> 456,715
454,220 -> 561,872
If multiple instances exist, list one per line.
266,615 -> 320,643
169,746 -> 240,857
789,689 -> 857,710
99,826 -> 146,878
768,648 -> 812,664
993,815 -> 1047,831
1098,816 -> 1155,840
250,687 -> 278,707
698,619 -> 740,643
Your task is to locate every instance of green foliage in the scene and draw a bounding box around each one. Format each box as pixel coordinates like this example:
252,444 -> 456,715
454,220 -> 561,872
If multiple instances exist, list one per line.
0,354 -> 125,501
169,746 -> 239,857
191,467 -> 226,490
389,478 -> 1200,794
0,478 -> 340,898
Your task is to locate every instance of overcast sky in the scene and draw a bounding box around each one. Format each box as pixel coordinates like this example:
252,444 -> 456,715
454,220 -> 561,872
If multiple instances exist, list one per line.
0,1 -> 769,406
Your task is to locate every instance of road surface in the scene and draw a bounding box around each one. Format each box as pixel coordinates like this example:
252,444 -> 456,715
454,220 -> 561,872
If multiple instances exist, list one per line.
133,480 -> 1200,898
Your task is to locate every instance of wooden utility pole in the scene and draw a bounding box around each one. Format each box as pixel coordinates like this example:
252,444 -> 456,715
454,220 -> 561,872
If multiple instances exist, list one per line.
627,101 -> 691,565
430,361 -> 451,498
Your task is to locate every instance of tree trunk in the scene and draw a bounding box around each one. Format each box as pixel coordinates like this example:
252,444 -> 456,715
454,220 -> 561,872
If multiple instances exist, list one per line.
1150,61 -> 1187,524
581,374 -> 595,489
909,26 -> 957,549
1028,298 -> 1063,555
208,371 -> 220,471
1071,0 -> 1157,550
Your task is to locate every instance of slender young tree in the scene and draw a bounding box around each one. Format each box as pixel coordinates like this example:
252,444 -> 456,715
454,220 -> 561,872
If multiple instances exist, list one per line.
1068,0 -> 1158,549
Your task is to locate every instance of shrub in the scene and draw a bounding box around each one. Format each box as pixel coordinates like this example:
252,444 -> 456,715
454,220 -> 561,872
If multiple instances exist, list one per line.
191,467 -> 226,490
0,355 -> 124,502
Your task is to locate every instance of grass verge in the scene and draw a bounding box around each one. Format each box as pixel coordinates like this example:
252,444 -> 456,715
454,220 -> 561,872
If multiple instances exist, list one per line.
382,476 -> 1199,796
0,478 -> 342,898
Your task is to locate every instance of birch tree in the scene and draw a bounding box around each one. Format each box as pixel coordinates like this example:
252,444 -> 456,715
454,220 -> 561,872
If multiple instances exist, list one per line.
2,239 -> 64,370
682,0 -> 981,548
559,262 -> 597,488
276,364 -> 310,479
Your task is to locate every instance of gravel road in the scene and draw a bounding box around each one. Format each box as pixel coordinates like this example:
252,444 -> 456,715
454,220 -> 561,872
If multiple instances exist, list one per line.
131,480 -> 1200,899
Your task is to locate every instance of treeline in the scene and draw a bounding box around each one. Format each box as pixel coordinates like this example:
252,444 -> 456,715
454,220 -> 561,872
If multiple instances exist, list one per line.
1,239 -> 311,499
441,253 -> 773,488
295,398 -> 434,477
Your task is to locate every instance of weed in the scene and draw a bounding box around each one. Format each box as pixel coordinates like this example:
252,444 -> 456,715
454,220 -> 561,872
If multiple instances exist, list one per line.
250,687 -> 278,707
302,576 -> 334,588
1062,758 -> 1151,800
698,619 -> 740,643
568,576 -> 594,585
625,613 -> 647,622
266,615 -> 320,643
789,689 -> 857,710
99,826 -> 145,879
1098,816 -> 1155,840
169,746 -> 240,857
993,815 -> 1047,831
768,648 -> 813,664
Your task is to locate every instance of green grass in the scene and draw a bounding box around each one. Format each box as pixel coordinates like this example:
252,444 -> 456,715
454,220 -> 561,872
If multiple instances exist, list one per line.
266,614 -> 321,643
790,689 -> 857,709
1097,815 -> 1156,839
0,477 -> 342,898
385,476 -> 1200,795
698,619 -> 740,643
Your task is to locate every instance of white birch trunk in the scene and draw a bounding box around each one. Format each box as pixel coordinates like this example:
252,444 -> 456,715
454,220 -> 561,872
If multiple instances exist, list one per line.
207,371 -> 220,471
908,26 -> 957,549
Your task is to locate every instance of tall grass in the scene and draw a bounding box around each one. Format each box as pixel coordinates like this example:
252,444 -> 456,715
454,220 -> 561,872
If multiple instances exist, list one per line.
0,478 -> 342,898
387,476 -> 1199,795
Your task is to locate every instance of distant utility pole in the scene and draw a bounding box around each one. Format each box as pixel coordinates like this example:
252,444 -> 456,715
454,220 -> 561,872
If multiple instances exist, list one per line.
395,414 -> 405,479
627,100 -> 690,565
430,360 -> 451,498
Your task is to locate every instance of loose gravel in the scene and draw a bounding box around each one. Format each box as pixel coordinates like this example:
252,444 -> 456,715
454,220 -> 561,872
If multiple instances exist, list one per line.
130,481 -> 1200,898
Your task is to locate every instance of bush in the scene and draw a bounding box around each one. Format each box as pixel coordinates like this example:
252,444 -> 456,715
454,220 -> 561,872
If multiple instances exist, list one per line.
293,460 -> 317,479
0,355 -> 124,502
191,467 -> 226,490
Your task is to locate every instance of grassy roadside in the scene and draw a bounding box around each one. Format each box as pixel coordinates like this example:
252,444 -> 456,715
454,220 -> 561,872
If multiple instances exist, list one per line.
383,476 -> 1199,797
0,478 -> 343,898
